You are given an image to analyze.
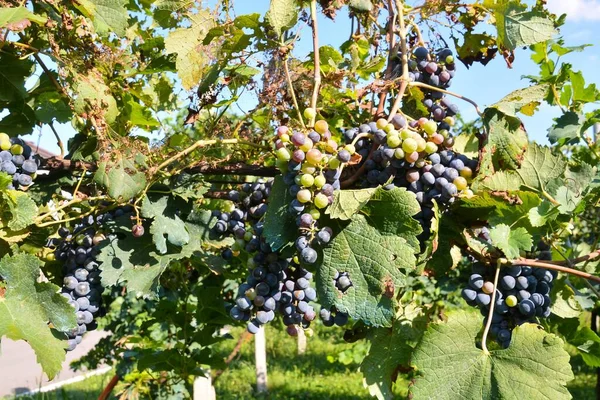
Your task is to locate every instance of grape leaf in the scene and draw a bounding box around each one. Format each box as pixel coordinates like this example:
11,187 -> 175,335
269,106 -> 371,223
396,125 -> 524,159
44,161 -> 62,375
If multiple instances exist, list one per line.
317,214 -> 416,327
73,74 -> 119,124
75,0 -> 128,37
34,92 -> 72,124
548,111 -> 583,145
2,190 -> 37,231
490,84 -> 549,120
141,195 -> 190,254
528,201 -> 559,227
348,0 -> 372,11
263,176 -> 297,251
478,109 -> 528,175
0,254 -> 77,379
360,187 -> 422,251
489,224 -> 532,259
98,210 -> 231,296
266,0 -> 299,37
361,305 -> 426,400
411,311 -> 573,400
0,6 -> 46,27
570,70 -> 598,103
569,327 -> 600,368
0,54 -> 34,102
452,133 -> 479,159
164,10 -> 215,90
94,156 -> 147,202
327,187 -> 378,220
473,142 -> 567,193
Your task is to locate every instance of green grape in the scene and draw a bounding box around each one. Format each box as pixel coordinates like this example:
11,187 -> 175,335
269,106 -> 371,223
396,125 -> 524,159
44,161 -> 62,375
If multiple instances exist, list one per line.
445,55 -> 454,64
400,129 -> 412,140
423,120 -> 437,135
443,116 -> 455,126
387,134 -> 401,148
297,189 -> 312,203
304,107 -> 317,120
383,123 -> 394,133
280,133 -> 290,142
460,167 -> 473,180
309,208 -> 321,220
425,141 -> 438,154
394,148 -> 405,160
454,176 -> 468,190
505,295 -> 518,307
314,193 -> 329,209
294,175 -> 302,185
10,144 -> 23,155
402,138 -> 418,153
328,157 -> 341,169
300,174 -> 315,187
416,138 -> 427,152
302,164 -> 316,174
314,174 -> 326,188
345,144 -> 356,154
299,139 -> 313,152
276,147 -> 291,161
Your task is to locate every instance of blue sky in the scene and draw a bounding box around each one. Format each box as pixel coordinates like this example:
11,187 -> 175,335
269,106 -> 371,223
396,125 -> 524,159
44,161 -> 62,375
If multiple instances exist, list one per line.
26,0 -> 600,154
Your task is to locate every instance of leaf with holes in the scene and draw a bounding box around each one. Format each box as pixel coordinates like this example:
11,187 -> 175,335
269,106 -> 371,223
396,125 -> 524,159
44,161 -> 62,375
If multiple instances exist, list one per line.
317,214 -> 416,327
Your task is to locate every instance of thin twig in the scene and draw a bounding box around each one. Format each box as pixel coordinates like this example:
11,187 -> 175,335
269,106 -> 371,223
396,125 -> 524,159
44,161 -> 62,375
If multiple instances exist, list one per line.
408,18 -> 425,46
375,0 -> 396,117
35,196 -> 105,223
481,259 -> 501,355
48,121 -> 65,157
309,0 -> 321,127
409,81 -> 483,116
153,139 -> 268,173
387,0 -> 410,121
507,258 -> 600,284
283,57 -> 306,129
33,53 -> 65,97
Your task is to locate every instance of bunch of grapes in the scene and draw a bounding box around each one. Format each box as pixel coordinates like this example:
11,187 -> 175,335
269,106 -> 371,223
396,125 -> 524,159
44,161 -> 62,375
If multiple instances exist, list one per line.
47,207 -> 133,351
0,133 -> 39,189
213,180 -> 272,260
343,116 -> 476,242
273,120 -> 353,265
461,242 -> 555,348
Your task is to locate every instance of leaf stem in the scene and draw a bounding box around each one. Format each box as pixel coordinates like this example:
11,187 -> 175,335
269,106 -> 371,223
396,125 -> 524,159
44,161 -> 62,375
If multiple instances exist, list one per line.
283,57 -> 306,129
387,0 -> 409,122
309,0 -> 321,127
481,259 -> 501,355
48,122 -> 65,158
35,196 -> 105,223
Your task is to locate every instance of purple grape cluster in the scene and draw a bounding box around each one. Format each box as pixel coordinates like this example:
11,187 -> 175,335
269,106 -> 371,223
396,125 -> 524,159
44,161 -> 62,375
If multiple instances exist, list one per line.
461,242 -> 555,348
0,136 -> 39,189
213,180 -> 272,260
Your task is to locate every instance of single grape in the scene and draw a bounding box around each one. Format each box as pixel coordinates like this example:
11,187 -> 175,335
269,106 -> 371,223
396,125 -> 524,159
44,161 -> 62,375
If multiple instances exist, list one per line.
132,224 -> 145,237
301,247 -> 318,264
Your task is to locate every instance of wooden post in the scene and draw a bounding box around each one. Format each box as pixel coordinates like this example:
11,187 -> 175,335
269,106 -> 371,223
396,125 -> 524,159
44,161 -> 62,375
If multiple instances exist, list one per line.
297,327 -> 307,355
193,373 -> 216,400
255,326 -> 268,393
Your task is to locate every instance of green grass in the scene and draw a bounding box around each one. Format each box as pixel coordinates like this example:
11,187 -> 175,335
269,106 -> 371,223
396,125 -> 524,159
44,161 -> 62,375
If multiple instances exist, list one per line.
212,322 -> 408,399
4,372 -> 112,400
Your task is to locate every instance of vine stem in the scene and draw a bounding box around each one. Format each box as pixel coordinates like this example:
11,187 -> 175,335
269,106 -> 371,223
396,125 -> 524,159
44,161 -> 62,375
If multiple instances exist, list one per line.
481,259 -> 501,355
503,258 -> 600,285
48,122 -> 65,157
283,57 -> 306,129
309,0 -> 321,127
387,0 -> 409,122
35,196 -> 105,223
152,139 -> 268,173
408,18 -> 425,46
375,0 -> 396,117
350,132 -> 373,147
553,244 -> 600,299
408,81 -> 483,116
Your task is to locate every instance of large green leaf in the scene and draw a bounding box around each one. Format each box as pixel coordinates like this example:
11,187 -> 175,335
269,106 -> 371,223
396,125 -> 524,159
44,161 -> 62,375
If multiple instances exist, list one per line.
478,109 -> 528,175
164,10 -> 215,90
317,214 -> 416,327
0,254 -> 77,379
141,195 -> 190,254
75,0 -> 128,36
0,6 -> 46,27
327,187 -> 378,220
73,75 -> 119,124
361,305 -> 426,400
263,176 -> 297,251
34,92 -> 72,124
266,0 -> 299,37
489,224 -> 532,259
490,84 -> 549,120
411,311 -> 574,399
473,142 -> 567,193
94,156 -> 147,201
2,190 -> 37,231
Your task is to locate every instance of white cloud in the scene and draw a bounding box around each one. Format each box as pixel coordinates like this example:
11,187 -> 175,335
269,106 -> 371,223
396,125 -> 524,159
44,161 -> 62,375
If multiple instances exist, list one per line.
546,0 -> 600,22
